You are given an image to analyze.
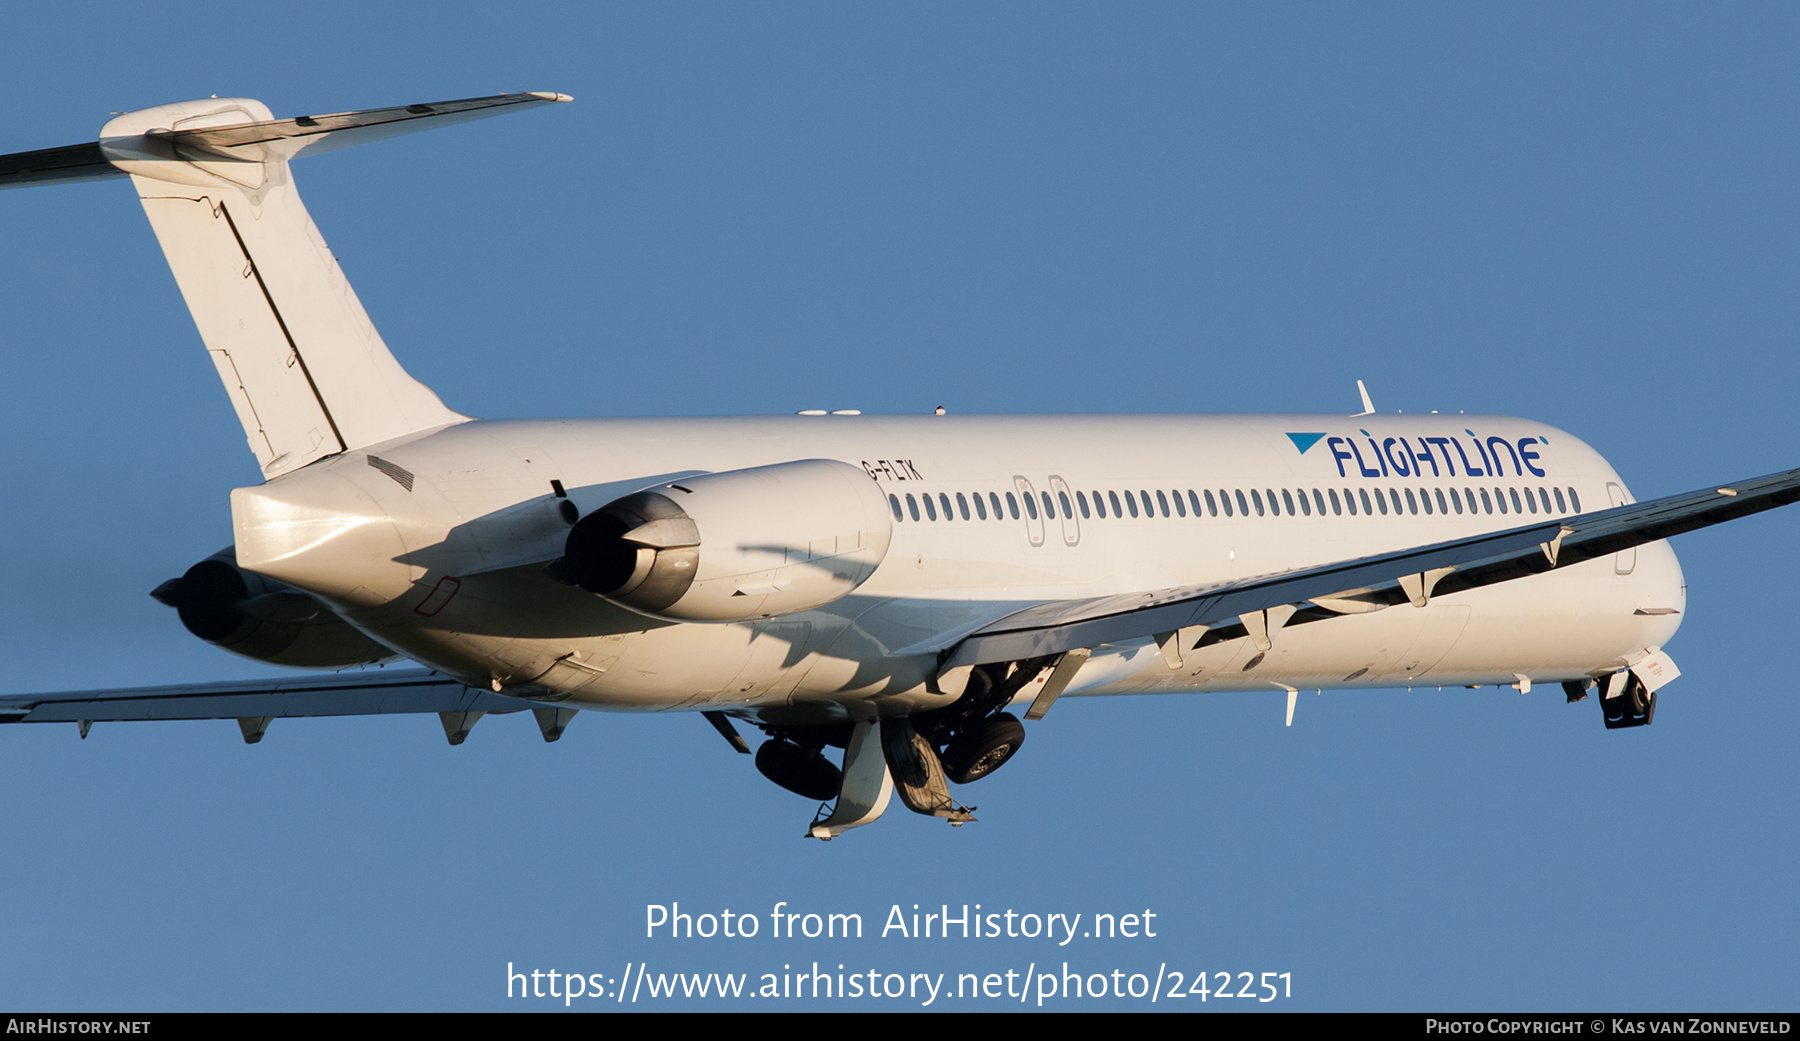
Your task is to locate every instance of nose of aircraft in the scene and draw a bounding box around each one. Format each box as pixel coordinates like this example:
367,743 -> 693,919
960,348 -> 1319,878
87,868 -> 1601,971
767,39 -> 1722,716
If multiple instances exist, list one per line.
230,464 -> 410,605
1633,539 -> 1687,649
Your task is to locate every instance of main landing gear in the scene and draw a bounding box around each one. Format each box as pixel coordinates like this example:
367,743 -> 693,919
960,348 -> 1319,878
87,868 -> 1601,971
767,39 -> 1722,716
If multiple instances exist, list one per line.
754,737 -> 843,801
728,658 -> 1053,837
942,713 -> 1026,784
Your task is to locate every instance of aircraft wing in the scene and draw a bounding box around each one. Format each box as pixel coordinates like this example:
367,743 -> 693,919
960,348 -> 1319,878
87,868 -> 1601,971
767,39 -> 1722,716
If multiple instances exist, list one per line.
945,466 -> 1800,668
0,668 -> 528,725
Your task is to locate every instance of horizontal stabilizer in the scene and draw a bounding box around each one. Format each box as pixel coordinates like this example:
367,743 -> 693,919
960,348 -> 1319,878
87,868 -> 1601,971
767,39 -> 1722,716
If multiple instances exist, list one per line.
0,92 -> 571,190
0,141 -> 121,188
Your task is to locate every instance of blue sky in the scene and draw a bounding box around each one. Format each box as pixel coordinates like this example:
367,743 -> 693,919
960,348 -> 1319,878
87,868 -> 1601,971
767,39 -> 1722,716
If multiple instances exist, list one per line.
1,3 -> 1797,1011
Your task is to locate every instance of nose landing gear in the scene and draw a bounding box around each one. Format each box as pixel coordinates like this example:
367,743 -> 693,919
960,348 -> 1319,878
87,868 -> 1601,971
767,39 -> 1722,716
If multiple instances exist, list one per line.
1600,671 -> 1657,729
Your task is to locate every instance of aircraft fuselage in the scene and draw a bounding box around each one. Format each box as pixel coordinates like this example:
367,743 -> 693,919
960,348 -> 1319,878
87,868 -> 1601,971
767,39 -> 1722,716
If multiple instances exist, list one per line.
229,412 -> 1683,724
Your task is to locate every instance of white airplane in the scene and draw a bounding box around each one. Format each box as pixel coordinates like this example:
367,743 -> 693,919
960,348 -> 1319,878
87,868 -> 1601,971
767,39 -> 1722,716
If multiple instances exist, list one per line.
2,93 -> 1793,838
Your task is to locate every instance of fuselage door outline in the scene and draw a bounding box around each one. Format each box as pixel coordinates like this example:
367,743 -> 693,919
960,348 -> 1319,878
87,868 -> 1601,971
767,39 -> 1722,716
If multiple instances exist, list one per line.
1014,475 -> 1046,547
1048,475 -> 1080,547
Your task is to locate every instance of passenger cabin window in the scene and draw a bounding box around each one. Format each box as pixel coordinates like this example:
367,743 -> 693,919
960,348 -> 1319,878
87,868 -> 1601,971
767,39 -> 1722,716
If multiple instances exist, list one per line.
1077,491 -> 1091,519
889,494 -> 903,521
1109,491 -> 1123,517
906,494 -> 921,521
1358,489 -> 1373,515
1553,487 -> 1567,513
1204,490 -> 1218,516
1005,492 -> 1020,519
1156,490 -> 1170,517
975,494 -> 989,520
1568,487 -> 1582,512
1126,492 -> 1139,518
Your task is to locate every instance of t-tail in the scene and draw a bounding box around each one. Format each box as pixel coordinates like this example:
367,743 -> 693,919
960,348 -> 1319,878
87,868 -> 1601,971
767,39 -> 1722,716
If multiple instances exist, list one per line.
0,92 -> 571,477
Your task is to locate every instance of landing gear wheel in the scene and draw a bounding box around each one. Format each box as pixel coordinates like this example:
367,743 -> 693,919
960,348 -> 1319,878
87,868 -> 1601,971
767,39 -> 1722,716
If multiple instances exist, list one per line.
1602,674 -> 1657,729
943,713 -> 1026,784
755,740 -> 842,800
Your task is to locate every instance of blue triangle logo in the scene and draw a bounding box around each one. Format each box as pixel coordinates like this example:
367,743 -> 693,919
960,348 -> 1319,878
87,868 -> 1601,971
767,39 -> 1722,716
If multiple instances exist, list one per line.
1286,432 -> 1326,454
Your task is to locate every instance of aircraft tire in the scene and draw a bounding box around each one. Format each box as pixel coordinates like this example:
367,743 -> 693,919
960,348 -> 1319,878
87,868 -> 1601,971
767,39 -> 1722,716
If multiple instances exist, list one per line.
754,740 -> 842,801
944,713 -> 1026,784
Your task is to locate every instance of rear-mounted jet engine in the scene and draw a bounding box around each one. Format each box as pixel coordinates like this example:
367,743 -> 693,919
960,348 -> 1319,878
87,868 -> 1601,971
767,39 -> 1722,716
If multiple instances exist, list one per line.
556,459 -> 893,622
151,548 -> 398,668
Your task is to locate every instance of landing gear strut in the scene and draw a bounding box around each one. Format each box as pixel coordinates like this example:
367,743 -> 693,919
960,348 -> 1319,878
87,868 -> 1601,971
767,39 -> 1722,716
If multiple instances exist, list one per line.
911,659 -> 1043,784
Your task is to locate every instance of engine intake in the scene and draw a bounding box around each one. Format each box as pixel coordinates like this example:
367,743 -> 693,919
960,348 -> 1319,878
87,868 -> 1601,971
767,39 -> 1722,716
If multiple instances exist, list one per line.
560,459 -> 892,622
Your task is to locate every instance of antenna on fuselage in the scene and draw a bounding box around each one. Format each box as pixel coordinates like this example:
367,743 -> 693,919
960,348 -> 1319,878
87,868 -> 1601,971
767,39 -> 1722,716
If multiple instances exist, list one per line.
1353,379 -> 1376,417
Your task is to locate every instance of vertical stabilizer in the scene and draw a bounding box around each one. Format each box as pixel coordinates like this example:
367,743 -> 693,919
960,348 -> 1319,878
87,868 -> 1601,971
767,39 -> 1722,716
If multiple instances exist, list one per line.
98,98 -> 469,476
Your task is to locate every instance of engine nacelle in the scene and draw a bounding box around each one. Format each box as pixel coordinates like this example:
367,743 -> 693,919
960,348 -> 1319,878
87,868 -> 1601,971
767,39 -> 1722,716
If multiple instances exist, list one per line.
151,548 -> 398,668
560,459 -> 893,622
